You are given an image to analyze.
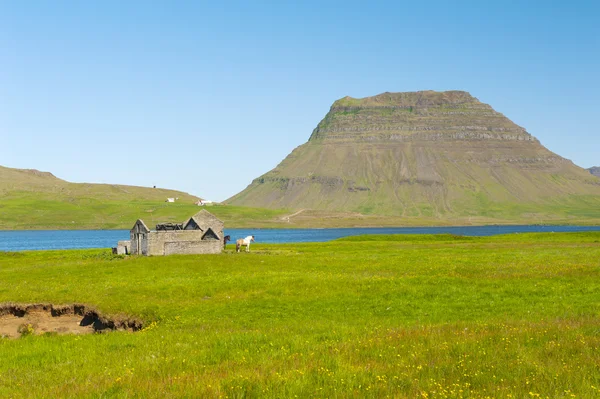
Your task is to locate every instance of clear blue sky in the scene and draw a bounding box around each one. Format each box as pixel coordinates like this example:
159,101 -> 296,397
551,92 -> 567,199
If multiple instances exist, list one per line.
2,1 -> 598,201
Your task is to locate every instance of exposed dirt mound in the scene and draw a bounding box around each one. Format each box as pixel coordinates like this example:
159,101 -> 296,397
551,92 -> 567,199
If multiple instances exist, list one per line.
0,303 -> 144,338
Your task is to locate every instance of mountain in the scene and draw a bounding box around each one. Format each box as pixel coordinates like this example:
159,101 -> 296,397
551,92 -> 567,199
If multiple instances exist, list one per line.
0,165 -> 202,229
227,91 -> 600,224
589,167 -> 600,178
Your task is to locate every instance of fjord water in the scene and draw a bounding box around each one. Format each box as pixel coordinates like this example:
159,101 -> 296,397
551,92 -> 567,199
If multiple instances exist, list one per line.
1,225 -> 600,251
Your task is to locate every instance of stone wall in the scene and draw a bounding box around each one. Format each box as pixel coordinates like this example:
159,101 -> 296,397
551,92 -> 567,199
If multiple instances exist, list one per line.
164,240 -> 222,255
130,233 -> 140,254
117,240 -> 130,255
130,233 -> 150,255
145,230 -> 222,255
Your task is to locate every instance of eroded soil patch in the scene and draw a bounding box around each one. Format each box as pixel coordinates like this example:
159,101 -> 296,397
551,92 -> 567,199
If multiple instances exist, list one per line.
0,303 -> 143,338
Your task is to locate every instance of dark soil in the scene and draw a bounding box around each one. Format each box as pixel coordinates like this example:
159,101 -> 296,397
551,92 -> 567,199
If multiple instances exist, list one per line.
0,303 -> 143,338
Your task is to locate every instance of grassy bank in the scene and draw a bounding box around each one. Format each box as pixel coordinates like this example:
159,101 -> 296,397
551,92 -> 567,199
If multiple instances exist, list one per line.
1,233 -> 600,397
0,196 -> 293,230
2,198 -> 600,230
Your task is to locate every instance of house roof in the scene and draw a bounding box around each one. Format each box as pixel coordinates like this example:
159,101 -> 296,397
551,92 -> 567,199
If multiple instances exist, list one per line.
183,209 -> 224,228
131,219 -> 150,233
202,227 -> 220,240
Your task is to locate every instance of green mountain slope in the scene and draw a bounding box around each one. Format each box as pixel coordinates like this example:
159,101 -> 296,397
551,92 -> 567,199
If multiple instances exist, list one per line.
227,91 -> 600,224
0,166 -> 291,229
0,166 -> 204,229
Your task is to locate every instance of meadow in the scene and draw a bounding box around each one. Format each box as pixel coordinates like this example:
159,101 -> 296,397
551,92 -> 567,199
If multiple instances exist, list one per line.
1,233 -> 599,398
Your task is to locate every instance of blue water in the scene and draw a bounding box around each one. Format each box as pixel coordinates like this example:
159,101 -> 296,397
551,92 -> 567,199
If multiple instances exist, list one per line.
1,225 -> 599,251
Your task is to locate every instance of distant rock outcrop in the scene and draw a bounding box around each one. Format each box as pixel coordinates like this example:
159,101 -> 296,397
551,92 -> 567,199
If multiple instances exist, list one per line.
589,167 -> 600,178
19,169 -> 59,179
227,91 -> 600,220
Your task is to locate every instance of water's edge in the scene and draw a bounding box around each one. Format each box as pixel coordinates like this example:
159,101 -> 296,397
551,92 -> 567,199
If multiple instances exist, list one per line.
1,226 -> 600,252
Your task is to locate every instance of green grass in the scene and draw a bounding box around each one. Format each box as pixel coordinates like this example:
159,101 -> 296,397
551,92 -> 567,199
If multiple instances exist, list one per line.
0,165 -> 290,230
1,233 -> 600,397
0,195 -> 290,230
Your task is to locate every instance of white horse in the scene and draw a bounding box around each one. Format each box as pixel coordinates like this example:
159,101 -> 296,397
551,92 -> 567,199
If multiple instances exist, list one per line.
236,235 -> 255,252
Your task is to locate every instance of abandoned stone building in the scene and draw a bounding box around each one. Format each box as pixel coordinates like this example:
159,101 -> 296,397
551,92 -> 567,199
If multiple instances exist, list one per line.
118,209 -> 225,256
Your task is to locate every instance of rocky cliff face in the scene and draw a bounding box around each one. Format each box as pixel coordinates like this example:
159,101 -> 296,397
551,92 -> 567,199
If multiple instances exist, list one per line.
227,91 -> 600,220
589,167 -> 600,178
310,91 -> 533,143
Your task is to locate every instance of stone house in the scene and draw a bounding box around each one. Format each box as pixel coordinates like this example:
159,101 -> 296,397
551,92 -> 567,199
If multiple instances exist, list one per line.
127,209 -> 224,256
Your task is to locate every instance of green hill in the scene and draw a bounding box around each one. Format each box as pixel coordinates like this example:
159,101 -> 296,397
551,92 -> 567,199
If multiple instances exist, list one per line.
227,91 -> 600,225
0,165 -> 208,229
0,166 -> 293,230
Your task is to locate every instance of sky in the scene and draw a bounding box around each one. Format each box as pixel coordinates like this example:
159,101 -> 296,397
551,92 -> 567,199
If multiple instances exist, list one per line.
1,1 -> 599,201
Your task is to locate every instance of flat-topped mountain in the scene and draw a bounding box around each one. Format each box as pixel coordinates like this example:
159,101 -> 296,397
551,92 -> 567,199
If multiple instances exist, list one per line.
227,91 -> 600,222
310,91 -> 533,143
589,167 -> 600,178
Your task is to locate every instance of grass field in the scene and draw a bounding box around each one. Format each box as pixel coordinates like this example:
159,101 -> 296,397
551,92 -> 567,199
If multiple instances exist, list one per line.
0,195 -> 293,230
3,196 -> 600,230
1,233 -> 599,398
